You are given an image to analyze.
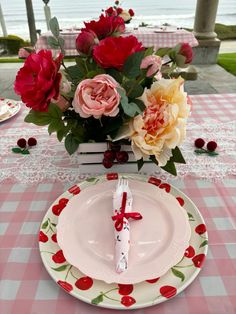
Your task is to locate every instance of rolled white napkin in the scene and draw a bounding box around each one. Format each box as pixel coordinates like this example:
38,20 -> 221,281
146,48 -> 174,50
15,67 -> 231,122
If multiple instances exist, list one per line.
112,179 -> 142,273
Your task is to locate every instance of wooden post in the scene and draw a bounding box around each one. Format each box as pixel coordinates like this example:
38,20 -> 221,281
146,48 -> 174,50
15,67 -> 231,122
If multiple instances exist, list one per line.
0,4 -> 7,37
25,0 -> 37,45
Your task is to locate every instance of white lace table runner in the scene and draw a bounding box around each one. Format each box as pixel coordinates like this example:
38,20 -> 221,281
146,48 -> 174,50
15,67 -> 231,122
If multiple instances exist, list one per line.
0,120 -> 235,183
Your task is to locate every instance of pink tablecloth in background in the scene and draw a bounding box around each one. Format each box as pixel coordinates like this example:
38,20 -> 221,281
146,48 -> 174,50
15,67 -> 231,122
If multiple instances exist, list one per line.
35,28 -> 198,56
0,94 -> 236,314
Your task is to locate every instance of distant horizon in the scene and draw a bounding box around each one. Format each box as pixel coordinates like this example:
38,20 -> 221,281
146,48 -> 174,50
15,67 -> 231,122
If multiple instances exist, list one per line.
0,0 -> 235,39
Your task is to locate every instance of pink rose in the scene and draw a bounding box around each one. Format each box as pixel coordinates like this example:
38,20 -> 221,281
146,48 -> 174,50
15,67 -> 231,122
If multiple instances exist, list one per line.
140,55 -> 162,77
72,74 -> 121,119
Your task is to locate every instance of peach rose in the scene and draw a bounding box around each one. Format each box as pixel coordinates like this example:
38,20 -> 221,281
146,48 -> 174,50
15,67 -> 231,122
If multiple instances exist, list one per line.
116,77 -> 190,166
72,74 -> 121,119
140,55 -> 162,78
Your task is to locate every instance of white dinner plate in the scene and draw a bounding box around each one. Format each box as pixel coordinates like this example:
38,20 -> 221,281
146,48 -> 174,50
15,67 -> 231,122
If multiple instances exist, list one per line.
0,99 -> 21,123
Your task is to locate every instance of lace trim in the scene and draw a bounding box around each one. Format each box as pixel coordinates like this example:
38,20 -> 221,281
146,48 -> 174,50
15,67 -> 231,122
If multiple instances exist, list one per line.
1,120 -> 235,183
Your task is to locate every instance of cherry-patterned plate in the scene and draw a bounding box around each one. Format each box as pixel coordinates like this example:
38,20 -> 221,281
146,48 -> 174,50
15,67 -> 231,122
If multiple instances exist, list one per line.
0,98 -> 21,123
39,173 -> 208,310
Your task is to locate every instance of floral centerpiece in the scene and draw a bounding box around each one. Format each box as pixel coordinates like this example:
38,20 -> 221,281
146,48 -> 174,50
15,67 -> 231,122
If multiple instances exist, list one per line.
103,1 -> 135,24
14,14 -> 193,175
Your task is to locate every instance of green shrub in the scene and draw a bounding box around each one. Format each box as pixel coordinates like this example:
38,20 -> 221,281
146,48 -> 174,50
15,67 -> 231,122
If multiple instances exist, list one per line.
0,35 -> 27,55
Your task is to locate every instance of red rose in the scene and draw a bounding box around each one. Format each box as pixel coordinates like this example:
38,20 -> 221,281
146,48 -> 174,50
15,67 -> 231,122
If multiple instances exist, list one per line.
14,50 -> 62,112
128,9 -> 135,17
76,30 -> 98,55
179,43 -> 193,64
105,6 -> 115,16
93,35 -> 144,70
117,7 -> 123,15
84,15 -> 125,39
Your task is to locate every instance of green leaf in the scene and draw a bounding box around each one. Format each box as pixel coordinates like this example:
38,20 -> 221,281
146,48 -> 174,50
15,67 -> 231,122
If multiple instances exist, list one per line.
123,50 -> 145,78
124,80 -> 144,98
144,47 -> 154,57
51,265 -> 68,271
48,120 -> 64,135
91,294 -> 103,305
66,65 -> 84,81
156,47 -> 172,57
47,36 -> 59,48
199,240 -> 208,248
48,103 -> 63,119
58,37 -> 65,48
21,149 -> 30,155
161,160 -> 177,176
137,158 -> 144,171
64,133 -> 80,155
187,212 -> 194,220
12,147 -> 22,153
86,177 -> 97,182
175,54 -> 187,68
149,155 -> 159,166
171,267 -> 185,282
51,223 -> 57,227
49,17 -> 60,37
42,220 -> 49,229
133,99 -> 146,112
208,151 -> 219,157
106,68 -> 123,84
57,129 -> 66,142
24,110 -> 51,126
171,146 -> 186,164
118,89 -> 142,117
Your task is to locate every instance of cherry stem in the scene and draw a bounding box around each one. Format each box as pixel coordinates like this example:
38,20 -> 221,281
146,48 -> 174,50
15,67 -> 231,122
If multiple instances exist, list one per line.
101,288 -> 118,296
40,250 -> 54,255
65,265 -> 72,281
174,264 -> 193,268
200,234 -> 207,239
103,294 -> 120,302
70,270 -> 78,280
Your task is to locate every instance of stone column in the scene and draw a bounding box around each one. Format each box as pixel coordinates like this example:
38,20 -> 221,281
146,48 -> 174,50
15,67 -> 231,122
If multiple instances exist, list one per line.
0,4 -> 7,36
193,0 -> 219,39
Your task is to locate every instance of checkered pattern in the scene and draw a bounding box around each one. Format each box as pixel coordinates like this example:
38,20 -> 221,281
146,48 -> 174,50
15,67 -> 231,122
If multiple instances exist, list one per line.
35,29 -> 198,56
0,94 -> 236,313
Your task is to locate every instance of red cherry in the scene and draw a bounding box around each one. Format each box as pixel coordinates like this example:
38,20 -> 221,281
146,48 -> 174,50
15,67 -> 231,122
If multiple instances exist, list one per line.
59,198 -> 69,206
207,141 -> 217,152
116,151 -> 129,163
184,245 -> 195,258
102,158 -> 113,169
75,276 -> 93,290
195,224 -> 206,235
192,254 -> 205,268
176,197 -> 184,206
148,177 -> 161,187
160,285 -> 177,298
68,185 -> 81,195
106,173 -> 118,180
52,250 -> 66,263
118,284 -> 133,295
51,233 -> 57,243
17,138 -> 27,148
52,203 -> 66,216
27,137 -> 37,146
128,8 -> 135,16
57,280 -> 73,292
159,183 -> 171,193
194,138 -> 205,149
146,277 -> 160,283
121,295 -> 136,307
104,150 -> 116,161
39,231 -> 48,243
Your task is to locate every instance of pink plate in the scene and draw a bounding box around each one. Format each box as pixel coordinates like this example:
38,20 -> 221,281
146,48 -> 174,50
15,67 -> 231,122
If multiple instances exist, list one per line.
57,179 -> 191,284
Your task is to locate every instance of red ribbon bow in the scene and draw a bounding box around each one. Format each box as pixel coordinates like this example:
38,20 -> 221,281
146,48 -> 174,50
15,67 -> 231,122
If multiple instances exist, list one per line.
112,192 -> 143,231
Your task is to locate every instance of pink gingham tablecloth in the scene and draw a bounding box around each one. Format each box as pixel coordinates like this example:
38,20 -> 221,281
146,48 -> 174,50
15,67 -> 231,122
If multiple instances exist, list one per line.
35,28 -> 198,57
0,94 -> 236,314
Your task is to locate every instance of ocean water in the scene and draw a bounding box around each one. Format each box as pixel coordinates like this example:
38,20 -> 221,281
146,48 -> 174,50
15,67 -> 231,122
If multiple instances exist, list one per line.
0,0 -> 235,39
